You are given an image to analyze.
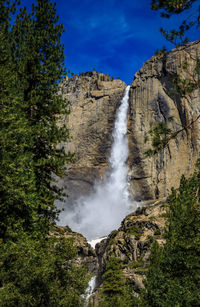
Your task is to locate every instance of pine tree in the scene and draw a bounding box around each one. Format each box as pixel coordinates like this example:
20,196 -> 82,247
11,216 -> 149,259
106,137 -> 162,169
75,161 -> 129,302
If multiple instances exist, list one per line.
140,161 -> 200,306
151,0 -> 199,45
0,2 -> 90,305
99,257 -> 134,307
10,0 -> 73,232
0,232 -> 89,306
0,0 -> 39,240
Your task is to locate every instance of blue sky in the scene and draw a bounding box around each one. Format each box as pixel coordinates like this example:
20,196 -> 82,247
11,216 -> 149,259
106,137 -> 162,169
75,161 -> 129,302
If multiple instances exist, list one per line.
22,0 -> 200,84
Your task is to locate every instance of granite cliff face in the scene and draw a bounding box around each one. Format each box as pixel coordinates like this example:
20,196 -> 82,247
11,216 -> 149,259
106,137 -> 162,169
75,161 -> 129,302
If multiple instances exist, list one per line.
59,41 -> 200,207
59,72 -> 126,204
128,40 -> 200,201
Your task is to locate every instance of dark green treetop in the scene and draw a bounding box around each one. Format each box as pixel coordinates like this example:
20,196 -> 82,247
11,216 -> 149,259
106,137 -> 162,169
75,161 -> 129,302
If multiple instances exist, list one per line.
0,1 -> 90,305
10,0 -> 74,232
0,0 -> 39,240
99,257 -> 135,307
140,161 -> 200,306
0,232 -> 89,306
151,0 -> 200,45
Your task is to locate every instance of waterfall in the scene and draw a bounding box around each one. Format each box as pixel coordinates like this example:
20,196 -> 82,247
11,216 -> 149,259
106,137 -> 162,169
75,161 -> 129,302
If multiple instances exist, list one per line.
85,276 -> 96,304
58,86 -> 132,240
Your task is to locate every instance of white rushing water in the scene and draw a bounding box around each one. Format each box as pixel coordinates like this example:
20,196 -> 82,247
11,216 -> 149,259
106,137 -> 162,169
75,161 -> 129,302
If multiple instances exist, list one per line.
88,237 -> 107,249
59,86 -> 133,240
85,276 -> 96,303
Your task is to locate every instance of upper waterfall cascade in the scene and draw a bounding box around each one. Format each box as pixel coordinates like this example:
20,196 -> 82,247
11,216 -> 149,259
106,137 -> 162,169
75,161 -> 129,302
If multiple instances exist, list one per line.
59,86 -> 135,240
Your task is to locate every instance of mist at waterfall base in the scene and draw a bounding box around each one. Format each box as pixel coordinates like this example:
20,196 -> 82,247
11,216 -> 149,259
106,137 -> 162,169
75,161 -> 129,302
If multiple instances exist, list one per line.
58,86 -> 136,240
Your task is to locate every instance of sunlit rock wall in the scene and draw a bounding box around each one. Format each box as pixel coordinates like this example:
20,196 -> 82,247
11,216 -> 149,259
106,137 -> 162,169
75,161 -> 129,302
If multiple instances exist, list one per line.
128,40 -> 200,201
59,72 -> 126,205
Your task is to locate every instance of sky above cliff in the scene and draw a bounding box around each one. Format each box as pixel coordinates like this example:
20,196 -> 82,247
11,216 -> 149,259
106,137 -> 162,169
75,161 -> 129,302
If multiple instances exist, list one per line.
23,0 -> 199,84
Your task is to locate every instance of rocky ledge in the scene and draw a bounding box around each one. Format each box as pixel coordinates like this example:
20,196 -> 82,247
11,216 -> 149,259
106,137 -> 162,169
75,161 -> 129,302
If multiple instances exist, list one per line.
50,225 -> 97,273
92,199 -> 167,302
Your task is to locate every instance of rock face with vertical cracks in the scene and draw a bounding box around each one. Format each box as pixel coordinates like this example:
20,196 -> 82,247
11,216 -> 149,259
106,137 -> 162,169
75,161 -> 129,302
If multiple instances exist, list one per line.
59,72 -> 126,206
128,40 -> 200,201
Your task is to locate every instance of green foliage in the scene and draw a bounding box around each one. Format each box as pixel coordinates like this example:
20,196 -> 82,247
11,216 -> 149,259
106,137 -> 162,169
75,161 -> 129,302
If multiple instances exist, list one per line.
127,224 -> 143,240
154,47 -> 167,55
101,257 -> 126,294
0,1 -> 39,239
0,0 -> 75,235
135,267 -> 148,274
129,259 -> 144,269
0,1 -> 89,305
151,0 -> 197,14
140,161 -> 200,306
99,257 -> 134,307
9,0 -> 74,232
151,0 -> 199,46
172,60 -> 200,96
146,235 -> 154,245
144,122 -> 172,157
0,233 -> 89,306
154,228 -> 161,236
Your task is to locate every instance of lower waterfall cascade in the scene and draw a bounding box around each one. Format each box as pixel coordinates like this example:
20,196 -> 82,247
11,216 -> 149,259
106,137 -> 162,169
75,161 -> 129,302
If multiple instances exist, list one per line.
58,85 -> 136,240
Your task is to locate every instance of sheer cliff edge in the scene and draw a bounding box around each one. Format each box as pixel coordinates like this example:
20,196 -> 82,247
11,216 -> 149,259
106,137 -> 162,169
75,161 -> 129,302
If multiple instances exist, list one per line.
59,40 -> 200,205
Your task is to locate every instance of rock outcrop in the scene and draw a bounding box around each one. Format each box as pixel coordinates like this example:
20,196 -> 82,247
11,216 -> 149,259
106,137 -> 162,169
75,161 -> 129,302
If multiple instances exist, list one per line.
59,71 -> 126,205
128,40 -> 200,201
50,225 -> 97,273
52,201 -> 167,305
91,200 -> 167,304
